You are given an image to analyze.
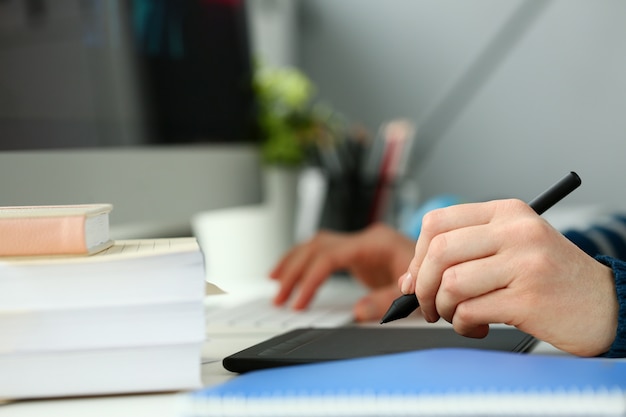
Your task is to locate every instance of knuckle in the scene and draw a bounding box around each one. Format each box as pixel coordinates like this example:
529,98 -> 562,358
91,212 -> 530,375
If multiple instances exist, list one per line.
498,198 -> 530,213
511,217 -> 553,249
427,234 -> 449,261
367,222 -> 388,234
311,230 -> 330,243
454,302 -> 474,324
453,303 -> 476,335
414,279 -> 431,303
440,267 -> 461,296
420,209 -> 443,236
307,230 -> 331,251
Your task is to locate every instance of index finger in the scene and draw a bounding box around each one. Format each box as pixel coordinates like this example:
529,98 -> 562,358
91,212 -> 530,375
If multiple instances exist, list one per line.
407,201 -> 498,319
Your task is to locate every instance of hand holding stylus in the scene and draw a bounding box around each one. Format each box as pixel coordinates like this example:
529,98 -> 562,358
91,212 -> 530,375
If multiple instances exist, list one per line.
383,172 -> 618,357
381,171 -> 582,324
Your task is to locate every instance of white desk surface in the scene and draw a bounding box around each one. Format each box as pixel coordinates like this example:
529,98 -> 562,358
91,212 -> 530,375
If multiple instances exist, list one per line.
0,318 -> 567,417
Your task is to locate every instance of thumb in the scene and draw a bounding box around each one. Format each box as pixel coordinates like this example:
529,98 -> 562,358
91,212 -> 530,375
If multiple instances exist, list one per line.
353,285 -> 404,322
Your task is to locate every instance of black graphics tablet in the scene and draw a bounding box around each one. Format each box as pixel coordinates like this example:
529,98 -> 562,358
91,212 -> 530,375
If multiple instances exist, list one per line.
222,326 -> 537,373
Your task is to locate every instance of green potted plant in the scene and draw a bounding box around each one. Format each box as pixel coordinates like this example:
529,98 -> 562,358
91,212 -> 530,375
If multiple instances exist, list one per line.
254,64 -> 326,166
252,64 -> 342,245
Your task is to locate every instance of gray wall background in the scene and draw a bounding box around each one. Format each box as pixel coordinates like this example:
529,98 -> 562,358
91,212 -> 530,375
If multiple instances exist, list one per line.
2,0 -> 625,234
295,0 -> 626,209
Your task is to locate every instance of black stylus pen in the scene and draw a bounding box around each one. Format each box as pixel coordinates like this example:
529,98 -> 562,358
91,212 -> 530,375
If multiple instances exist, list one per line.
380,171 -> 582,324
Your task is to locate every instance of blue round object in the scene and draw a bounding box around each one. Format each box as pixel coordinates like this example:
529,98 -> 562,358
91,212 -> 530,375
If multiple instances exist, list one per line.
402,194 -> 465,239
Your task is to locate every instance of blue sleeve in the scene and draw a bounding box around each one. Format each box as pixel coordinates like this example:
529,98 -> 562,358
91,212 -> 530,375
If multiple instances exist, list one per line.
595,255 -> 626,358
562,214 -> 626,260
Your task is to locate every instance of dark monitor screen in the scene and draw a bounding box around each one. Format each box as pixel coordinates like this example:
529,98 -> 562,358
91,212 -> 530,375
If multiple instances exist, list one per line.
131,0 -> 259,145
0,0 -> 259,150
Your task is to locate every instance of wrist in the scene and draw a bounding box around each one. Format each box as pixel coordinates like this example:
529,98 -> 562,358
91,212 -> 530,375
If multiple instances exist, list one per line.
595,255 -> 626,357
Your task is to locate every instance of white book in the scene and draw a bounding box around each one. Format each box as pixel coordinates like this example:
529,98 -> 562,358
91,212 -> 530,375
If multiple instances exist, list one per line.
0,343 -> 203,400
0,237 -> 209,400
0,301 -> 204,353
0,238 -> 208,309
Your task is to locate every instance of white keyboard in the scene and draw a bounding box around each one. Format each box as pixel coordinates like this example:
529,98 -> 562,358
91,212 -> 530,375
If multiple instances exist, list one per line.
204,278 -> 364,335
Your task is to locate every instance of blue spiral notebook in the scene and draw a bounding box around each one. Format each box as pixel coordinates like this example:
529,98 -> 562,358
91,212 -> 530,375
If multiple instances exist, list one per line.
180,348 -> 626,417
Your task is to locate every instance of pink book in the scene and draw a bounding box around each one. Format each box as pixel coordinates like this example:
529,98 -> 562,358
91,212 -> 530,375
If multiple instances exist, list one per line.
0,204 -> 113,257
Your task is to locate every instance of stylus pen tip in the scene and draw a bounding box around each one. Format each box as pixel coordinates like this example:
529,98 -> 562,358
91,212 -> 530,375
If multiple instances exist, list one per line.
380,294 -> 420,324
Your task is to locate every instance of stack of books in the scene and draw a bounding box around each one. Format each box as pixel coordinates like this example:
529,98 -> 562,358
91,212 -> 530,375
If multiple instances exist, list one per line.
0,205 -> 207,400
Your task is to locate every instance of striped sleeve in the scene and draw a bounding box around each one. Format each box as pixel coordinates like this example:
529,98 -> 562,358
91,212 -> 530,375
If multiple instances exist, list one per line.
562,214 -> 626,260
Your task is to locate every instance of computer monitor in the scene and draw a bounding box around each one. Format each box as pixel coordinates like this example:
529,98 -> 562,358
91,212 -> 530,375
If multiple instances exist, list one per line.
0,0 -> 263,238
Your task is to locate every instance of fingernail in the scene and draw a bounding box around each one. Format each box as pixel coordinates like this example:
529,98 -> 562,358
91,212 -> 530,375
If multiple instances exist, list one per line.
400,271 -> 414,294
354,297 -> 377,322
